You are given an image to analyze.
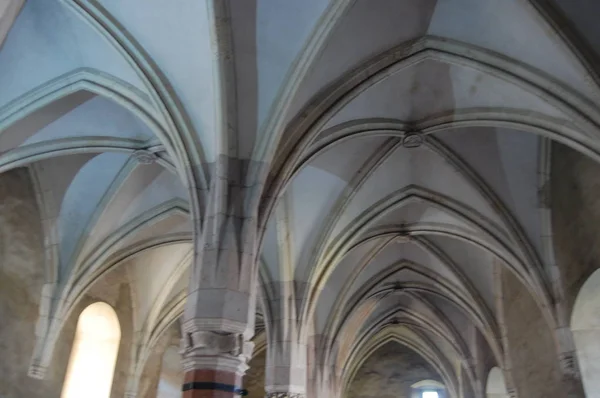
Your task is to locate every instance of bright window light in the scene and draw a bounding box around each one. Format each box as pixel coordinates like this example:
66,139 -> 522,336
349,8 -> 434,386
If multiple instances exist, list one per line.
422,392 -> 440,398
61,302 -> 121,398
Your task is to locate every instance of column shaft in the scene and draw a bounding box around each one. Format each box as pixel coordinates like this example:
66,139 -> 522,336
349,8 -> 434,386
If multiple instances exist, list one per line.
183,369 -> 243,398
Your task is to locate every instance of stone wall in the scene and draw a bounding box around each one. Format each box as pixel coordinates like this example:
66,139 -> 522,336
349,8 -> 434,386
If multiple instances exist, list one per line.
501,267 -> 564,398
0,168 -> 49,397
347,342 -> 442,398
77,266 -> 135,398
35,258 -> 135,398
245,349 -> 267,398
0,166 -> 137,398
551,142 -> 600,317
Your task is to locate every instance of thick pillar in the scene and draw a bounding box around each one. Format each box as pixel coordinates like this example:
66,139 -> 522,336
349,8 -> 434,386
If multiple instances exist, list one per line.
181,154 -> 264,397
181,227 -> 258,397
181,240 -> 257,398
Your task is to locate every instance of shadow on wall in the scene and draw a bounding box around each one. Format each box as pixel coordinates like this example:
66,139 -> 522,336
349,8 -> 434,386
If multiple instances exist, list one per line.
347,342 -> 442,398
552,142 -> 600,397
500,266 -> 564,398
244,349 -> 266,398
0,168 -> 53,397
551,142 -> 600,313
571,268 -> 600,398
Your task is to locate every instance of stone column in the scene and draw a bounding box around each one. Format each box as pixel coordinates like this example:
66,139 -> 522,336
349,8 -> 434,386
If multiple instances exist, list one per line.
180,155 -> 265,397
180,327 -> 254,398
180,242 -> 258,398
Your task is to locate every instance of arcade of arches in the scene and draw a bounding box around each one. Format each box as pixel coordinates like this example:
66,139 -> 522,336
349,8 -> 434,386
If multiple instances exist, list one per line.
3,1 -> 600,398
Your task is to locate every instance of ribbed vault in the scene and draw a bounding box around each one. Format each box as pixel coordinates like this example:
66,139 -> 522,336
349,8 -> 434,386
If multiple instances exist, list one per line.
1,1 -> 600,397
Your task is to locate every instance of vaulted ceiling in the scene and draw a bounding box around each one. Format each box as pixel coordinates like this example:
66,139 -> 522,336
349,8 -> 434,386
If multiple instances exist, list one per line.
1,0 -> 600,394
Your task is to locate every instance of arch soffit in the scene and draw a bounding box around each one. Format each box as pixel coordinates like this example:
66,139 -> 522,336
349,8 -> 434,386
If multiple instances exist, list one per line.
335,292 -> 473,363
36,236 -> 192,375
28,155 -> 189,291
340,329 -> 459,398
60,155 -> 189,272
64,225 -> 192,318
0,69 -> 173,156
260,36 -> 600,236
60,0 -> 209,196
271,119 -> 586,305
328,270 -> 501,367
258,90 -> 574,342
322,253 -> 485,332
0,72 -> 193,284
314,241 -> 496,362
325,258 -> 497,350
250,39 -> 599,350
300,188 -> 552,332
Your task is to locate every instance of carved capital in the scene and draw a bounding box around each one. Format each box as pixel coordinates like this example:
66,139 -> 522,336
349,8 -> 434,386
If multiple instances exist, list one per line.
180,328 -> 254,374
182,330 -> 247,356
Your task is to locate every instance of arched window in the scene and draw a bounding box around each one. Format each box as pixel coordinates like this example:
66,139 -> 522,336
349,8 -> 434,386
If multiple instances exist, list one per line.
411,380 -> 445,398
61,302 -> 121,398
485,367 -> 508,398
572,268 -> 600,397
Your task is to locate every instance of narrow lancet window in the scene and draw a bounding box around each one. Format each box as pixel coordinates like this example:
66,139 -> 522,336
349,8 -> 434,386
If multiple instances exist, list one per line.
61,302 -> 121,398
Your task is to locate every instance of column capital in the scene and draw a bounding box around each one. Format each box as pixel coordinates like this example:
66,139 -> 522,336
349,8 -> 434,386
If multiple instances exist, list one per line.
181,327 -> 254,375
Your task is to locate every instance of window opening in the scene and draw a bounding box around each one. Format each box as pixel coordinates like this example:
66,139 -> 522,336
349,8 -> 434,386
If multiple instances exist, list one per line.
60,302 -> 121,398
